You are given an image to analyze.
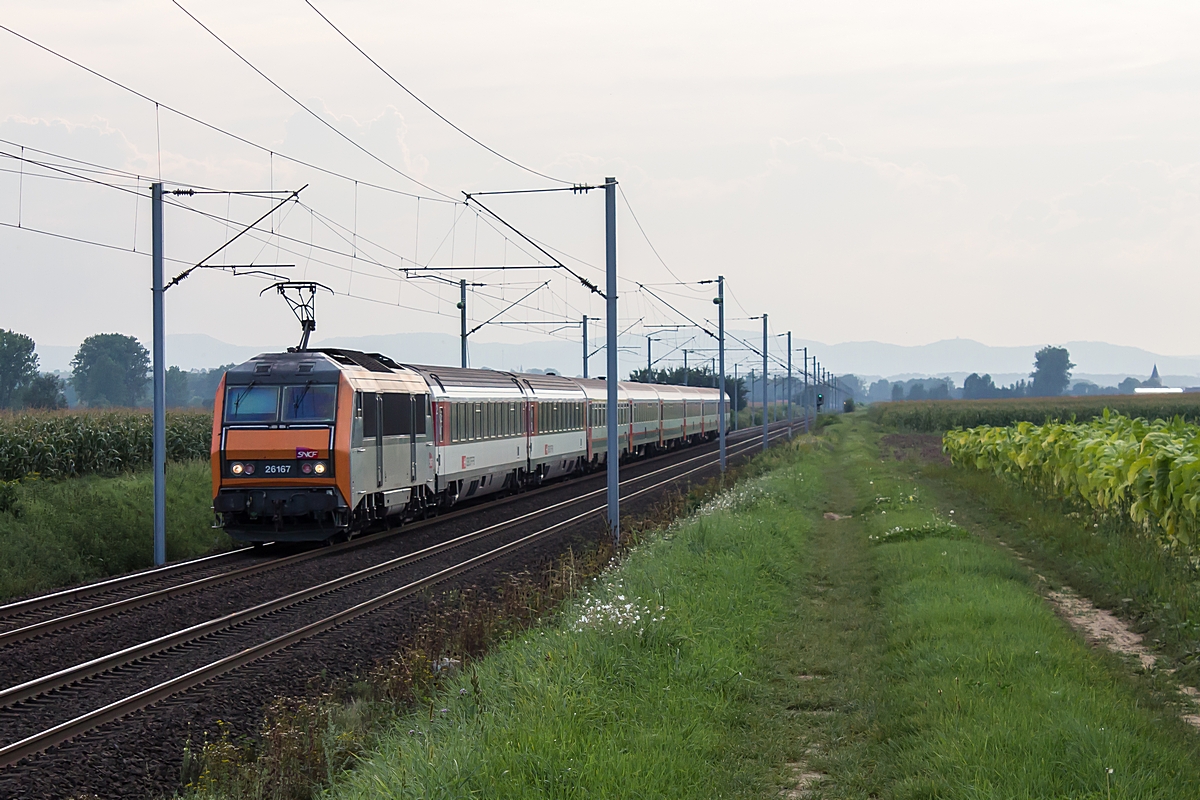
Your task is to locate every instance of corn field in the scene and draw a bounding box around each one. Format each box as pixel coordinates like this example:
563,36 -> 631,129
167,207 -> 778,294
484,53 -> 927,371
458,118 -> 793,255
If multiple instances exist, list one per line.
870,395 -> 1200,432
0,410 -> 212,481
944,411 -> 1200,552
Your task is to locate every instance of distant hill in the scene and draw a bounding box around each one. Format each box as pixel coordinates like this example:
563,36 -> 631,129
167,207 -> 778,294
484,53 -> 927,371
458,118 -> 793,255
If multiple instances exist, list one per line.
781,337 -> 1200,387
33,333 -> 1200,388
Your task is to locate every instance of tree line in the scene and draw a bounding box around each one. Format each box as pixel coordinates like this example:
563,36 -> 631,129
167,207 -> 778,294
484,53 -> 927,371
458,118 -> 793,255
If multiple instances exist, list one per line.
852,345 -> 1166,403
0,330 -> 229,411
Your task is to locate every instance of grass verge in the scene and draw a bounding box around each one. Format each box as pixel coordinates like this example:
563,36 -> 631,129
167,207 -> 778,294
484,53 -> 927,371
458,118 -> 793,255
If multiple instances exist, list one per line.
181,435 -> 830,800
0,461 -> 230,600
826,416 -> 1200,798
915,450 -> 1200,683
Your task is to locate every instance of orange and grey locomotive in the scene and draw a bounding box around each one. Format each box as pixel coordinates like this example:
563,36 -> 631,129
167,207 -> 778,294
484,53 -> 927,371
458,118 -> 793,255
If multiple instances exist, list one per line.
212,348 -> 724,543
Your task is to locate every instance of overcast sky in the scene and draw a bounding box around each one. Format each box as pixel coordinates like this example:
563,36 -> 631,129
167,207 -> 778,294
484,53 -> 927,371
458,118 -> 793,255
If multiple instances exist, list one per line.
1,0 -> 1198,370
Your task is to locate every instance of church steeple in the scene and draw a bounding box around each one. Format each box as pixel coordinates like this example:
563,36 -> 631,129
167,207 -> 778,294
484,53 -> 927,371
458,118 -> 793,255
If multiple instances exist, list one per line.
1146,364 -> 1163,388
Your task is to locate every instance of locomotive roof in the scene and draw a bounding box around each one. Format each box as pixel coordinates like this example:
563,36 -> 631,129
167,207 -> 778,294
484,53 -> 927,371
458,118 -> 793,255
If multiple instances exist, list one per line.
226,351 -> 346,384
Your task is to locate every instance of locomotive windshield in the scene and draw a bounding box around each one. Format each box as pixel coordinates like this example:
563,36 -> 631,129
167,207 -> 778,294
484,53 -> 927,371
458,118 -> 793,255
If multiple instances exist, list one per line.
224,384 -> 337,424
282,385 -> 337,423
225,385 -> 278,423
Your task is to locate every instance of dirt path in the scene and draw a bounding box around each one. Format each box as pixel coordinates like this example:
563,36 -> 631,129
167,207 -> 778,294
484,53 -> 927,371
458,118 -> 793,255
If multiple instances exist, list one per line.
772,441 -> 883,798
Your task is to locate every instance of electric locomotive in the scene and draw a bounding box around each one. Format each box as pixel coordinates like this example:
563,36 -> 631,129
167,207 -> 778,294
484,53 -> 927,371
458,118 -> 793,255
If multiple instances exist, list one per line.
212,347 -> 724,543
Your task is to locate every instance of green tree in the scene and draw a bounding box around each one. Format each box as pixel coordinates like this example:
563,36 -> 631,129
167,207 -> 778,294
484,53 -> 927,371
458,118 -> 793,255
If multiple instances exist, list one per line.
22,373 -> 67,409
1030,346 -> 1075,397
907,383 -> 928,401
0,330 -> 39,408
890,383 -> 904,401
71,334 -> 150,407
166,366 -> 189,408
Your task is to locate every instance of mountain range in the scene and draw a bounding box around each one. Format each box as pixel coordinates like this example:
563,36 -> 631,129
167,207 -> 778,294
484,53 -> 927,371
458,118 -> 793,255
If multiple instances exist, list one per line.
33,334 -> 1200,388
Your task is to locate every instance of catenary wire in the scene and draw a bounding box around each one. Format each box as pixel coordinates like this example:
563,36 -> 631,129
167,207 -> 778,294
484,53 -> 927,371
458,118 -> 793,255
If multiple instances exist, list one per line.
302,0 -> 572,186
169,0 -> 455,202
0,23 -> 453,204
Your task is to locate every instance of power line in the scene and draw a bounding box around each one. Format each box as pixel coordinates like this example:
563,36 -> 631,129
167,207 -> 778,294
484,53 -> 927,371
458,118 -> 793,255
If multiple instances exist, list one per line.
618,185 -> 689,285
302,0 -> 573,187
169,0 -> 454,202
0,22 -> 453,204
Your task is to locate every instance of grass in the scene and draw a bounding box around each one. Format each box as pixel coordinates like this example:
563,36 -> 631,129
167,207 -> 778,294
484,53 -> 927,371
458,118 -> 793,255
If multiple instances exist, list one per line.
919,457 -> 1200,684
179,416 -> 1200,799
317,438 -> 824,799
0,460 -> 231,600
868,395 -> 1200,432
838,416 -> 1200,798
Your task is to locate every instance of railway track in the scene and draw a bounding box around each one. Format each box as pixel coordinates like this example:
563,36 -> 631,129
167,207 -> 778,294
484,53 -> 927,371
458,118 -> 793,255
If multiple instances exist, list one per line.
0,424 -> 788,770
0,425 -> 780,644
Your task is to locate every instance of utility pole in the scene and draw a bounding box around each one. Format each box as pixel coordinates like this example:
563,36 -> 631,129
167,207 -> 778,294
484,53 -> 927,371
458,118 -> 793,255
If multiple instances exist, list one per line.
749,368 -> 755,428
787,332 -> 792,439
762,314 -> 769,453
717,276 -> 726,470
604,177 -> 619,544
683,349 -> 689,386
732,362 -> 738,432
646,335 -> 653,383
458,279 -> 467,368
151,182 -> 166,567
802,347 -> 809,432
815,359 -> 820,419
582,315 -> 589,378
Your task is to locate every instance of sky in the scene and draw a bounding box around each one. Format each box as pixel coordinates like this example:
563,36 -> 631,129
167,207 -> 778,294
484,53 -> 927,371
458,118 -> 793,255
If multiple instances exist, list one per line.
1,0 -> 1198,374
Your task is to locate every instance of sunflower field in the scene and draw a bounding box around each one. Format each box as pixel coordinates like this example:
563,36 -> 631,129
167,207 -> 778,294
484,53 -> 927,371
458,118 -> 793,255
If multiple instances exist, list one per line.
0,410 -> 212,481
944,410 -> 1200,552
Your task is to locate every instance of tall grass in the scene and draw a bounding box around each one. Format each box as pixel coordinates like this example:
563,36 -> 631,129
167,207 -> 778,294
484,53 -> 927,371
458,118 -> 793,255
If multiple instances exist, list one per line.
0,460 -> 230,599
869,395 -> 1200,432
0,409 -> 212,480
317,440 -> 820,799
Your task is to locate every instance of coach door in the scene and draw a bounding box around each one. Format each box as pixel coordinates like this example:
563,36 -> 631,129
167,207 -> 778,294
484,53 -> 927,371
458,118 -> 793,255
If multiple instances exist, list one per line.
409,395 -> 419,481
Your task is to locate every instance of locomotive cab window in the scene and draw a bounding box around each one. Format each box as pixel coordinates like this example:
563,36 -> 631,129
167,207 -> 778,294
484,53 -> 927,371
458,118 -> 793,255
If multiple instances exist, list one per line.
282,385 -> 337,423
225,385 -> 279,424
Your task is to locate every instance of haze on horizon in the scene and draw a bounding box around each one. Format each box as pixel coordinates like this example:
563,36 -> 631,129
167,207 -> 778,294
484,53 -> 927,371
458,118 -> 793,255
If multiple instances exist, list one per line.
1,0 -> 1197,368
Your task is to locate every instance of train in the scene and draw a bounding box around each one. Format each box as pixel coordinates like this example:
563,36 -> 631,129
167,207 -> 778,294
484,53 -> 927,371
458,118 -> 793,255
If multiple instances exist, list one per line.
211,348 -> 727,543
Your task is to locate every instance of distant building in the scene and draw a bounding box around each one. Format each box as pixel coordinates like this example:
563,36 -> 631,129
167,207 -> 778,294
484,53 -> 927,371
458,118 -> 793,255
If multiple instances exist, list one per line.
1134,364 -> 1181,394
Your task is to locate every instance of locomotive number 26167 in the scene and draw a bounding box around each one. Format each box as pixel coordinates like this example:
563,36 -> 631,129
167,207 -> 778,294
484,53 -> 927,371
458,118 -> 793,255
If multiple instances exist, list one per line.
262,463 -> 293,475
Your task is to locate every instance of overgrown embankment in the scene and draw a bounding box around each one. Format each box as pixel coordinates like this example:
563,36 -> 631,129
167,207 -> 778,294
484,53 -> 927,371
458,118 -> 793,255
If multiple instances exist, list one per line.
0,461 -> 227,600
0,410 -> 224,599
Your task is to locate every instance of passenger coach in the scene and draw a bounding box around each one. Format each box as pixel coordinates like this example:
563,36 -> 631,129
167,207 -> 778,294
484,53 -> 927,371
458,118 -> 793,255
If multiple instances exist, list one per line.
212,348 -> 725,543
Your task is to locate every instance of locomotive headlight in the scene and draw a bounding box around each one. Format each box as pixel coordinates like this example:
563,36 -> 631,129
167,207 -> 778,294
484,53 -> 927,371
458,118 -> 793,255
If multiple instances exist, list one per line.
313,461 -> 327,475
244,463 -> 255,475
230,462 -> 244,475
301,462 -> 313,474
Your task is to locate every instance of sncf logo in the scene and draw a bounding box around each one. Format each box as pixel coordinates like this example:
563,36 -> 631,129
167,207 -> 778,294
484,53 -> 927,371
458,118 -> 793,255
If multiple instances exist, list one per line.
296,448 -> 319,459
